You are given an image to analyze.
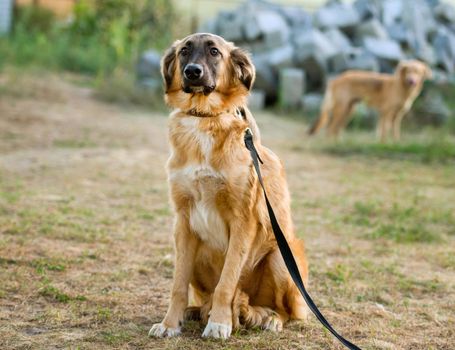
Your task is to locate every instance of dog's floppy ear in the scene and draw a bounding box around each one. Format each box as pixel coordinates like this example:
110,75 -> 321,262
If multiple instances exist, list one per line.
396,61 -> 408,82
396,61 -> 407,74
231,48 -> 255,90
161,41 -> 180,92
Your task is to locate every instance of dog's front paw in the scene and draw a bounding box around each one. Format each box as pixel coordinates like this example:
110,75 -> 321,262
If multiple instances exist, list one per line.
148,323 -> 181,338
202,320 -> 232,339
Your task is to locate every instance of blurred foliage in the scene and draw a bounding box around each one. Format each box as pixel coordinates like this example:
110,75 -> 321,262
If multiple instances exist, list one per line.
0,0 -> 174,76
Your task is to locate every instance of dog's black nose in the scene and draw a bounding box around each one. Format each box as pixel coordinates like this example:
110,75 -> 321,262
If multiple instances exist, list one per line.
184,64 -> 203,81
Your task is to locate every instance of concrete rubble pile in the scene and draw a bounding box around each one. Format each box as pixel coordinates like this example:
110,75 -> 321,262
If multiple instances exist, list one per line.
202,0 -> 455,111
138,0 -> 455,116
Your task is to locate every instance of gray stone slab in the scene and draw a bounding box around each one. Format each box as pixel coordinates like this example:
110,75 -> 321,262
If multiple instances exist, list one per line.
216,11 -> 244,42
329,49 -> 379,73
248,90 -> 266,110
401,0 -> 437,64
267,45 -> 295,69
255,10 -> 290,49
434,3 -> 455,24
0,0 -> 13,34
294,29 -> 339,63
353,0 -> 381,20
382,0 -> 403,27
432,25 -> 455,73
363,37 -> 404,61
252,56 -> 278,99
137,50 -> 161,80
355,19 -> 389,40
198,18 -> 217,34
301,93 -> 324,113
277,6 -> 312,29
324,28 -> 352,53
279,68 -> 305,108
386,22 -> 413,45
293,29 -> 336,89
314,2 -> 360,30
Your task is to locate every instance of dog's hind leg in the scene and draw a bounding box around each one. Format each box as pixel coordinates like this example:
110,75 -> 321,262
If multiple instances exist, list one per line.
233,289 -> 285,332
327,102 -> 354,138
309,86 -> 333,135
392,109 -> 407,141
184,286 -> 212,323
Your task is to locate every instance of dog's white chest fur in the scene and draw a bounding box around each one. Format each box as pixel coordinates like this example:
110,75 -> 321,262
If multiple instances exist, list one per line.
170,117 -> 228,252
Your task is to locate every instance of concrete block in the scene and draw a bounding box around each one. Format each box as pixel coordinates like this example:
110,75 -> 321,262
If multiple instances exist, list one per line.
301,93 -> 324,113
434,3 -> 455,24
386,22 -> 413,45
279,68 -> 305,109
252,56 -> 278,100
432,26 -> 455,73
198,18 -> 217,34
267,45 -> 295,69
382,0 -> 403,27
294,29 -> 338,63
217,11 -> 244,42
402,0 -> 438,64
329,49 -> 379,73
353,0 -> 381,20
256,10 -> 290,49
294,29 -> 339,89
244,18 -> 261,41
137,50 -> 161,80
314,3 -> 360,30
324,28 -> 352,53
355,19 -> 389,41
248,90 -> 266,110
278,6 -> 312,29
363,37 -> 404,61
0,0 -> 13,34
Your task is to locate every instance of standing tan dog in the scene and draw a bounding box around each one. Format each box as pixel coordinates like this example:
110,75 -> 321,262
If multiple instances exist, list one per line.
148,33 -> 308,339
309,60 -> 432,140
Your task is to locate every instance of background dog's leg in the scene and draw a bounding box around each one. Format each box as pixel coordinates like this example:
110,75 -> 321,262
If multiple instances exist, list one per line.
328,102 -> 352,138
149,214 -> 198,337
392,109 -> 407,141
377,110 -> 393,142
202,218 -> 255,339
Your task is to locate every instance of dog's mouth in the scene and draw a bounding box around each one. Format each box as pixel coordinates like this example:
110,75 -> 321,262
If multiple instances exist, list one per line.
182,83 -> 215,95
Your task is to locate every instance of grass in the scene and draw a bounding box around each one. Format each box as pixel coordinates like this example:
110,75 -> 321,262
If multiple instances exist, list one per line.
0,3 -> 173,108
38,284 -> 86,303
343,199 -> 454,243
321,135 -> 455,163
0,73 -> 454,349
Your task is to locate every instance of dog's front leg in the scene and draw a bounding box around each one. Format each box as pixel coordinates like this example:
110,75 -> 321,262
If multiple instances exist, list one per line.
149,214 -> 198,337
202,218 -> 255,339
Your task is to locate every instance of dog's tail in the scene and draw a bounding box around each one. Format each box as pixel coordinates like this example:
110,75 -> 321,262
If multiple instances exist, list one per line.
308,84 -> 333,135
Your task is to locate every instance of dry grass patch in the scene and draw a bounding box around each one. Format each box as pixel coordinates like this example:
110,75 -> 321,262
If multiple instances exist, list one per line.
0,73 -> 454,349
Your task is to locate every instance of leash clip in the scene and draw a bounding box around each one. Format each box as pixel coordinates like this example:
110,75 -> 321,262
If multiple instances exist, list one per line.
244,128 -> 263,164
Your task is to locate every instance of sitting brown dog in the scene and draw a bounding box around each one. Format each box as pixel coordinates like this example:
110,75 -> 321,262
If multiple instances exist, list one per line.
309,60 -> 432,141
149,33 -> 308,339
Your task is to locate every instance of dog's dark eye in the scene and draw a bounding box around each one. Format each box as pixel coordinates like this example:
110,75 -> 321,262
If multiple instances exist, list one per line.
180,47 -> 189,56
210,48 -> 219,57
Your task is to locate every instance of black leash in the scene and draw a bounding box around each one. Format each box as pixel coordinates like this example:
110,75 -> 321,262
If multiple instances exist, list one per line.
244,128 -> 362,350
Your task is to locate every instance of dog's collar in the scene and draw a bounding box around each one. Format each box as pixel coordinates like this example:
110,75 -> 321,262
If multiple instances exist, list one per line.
185,108 -> 221,118
184,107 -> 247,120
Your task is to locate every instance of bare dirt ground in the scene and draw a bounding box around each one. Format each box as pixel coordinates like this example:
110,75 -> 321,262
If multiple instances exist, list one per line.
0,72 -> 454,350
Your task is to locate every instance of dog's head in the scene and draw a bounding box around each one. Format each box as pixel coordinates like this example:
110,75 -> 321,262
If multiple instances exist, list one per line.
396,60 -> 432,88
161,33 -> 255,116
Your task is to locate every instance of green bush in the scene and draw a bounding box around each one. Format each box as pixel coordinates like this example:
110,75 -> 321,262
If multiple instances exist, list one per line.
1,0 -> 174,76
